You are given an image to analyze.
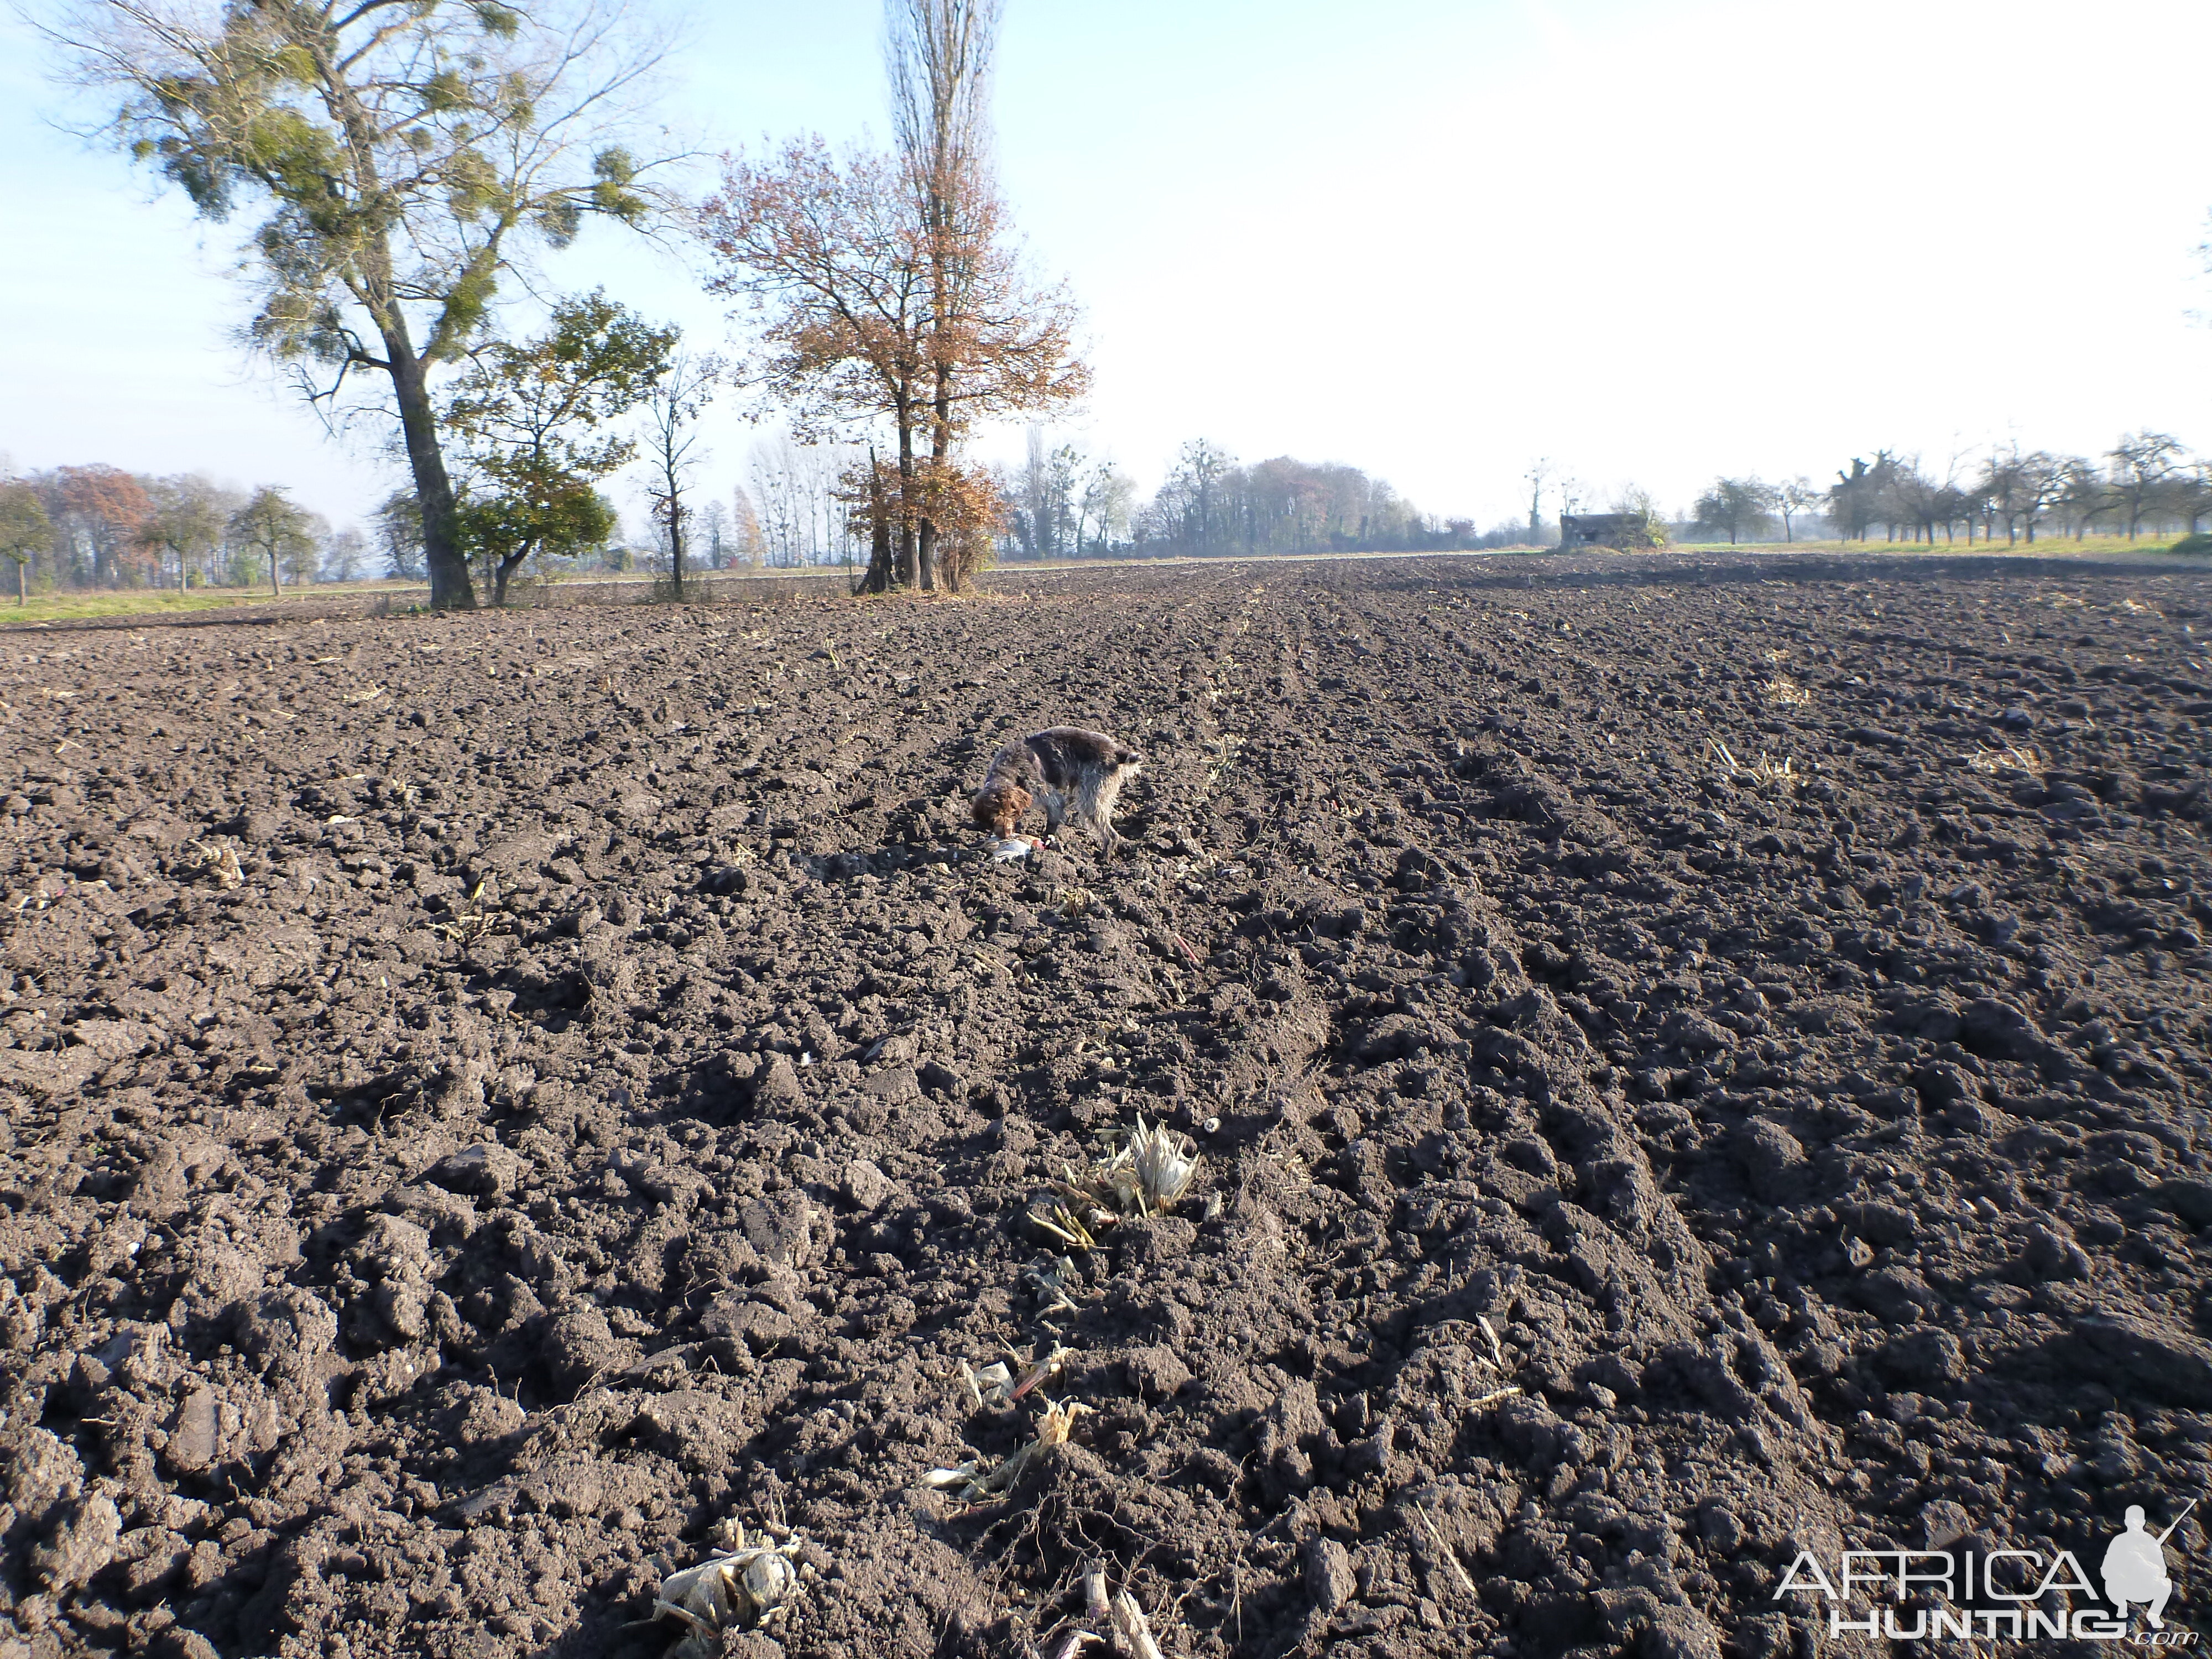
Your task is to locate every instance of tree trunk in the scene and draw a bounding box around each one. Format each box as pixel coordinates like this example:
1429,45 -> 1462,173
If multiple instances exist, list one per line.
895,421 -> 919,589
927,362 -> 953,593
387,346 -> 473,609
669,493 -> 686,601
862,511 -> 894,595
859,450 -> 894,594
493,546 -> 533,608
13,561 -> 22,606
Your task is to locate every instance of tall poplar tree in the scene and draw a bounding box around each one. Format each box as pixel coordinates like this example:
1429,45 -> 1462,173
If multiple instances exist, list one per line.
698,1 -> 1084,595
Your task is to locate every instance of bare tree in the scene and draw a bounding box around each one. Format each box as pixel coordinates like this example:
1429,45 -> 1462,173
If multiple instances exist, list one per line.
2056,457 -> 2110,540
53,0 -> 671,609
322,526 -> 368,584
1130,447 -> 1421,557
2174,463 -> 2212,535
2107,432 -> 2188,539
1979,446 -> 2061,544
1556,475 -> 1589,532
748,431 -> 860,568
1078,460 -> 1134,555
1884,456 -> 1950,544
642,351 -> 720,598
1011,429 -> 1084,559
1776,477 -> 1823,542
749,435 -> 806,568
1524,457 -> 1552,545
693,500 -> 729,569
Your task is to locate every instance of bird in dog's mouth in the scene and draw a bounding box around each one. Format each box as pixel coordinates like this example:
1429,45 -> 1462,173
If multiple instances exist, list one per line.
971,727 -> 1142,856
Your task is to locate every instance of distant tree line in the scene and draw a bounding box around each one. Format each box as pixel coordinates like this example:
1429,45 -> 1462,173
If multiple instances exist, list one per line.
1687,432 -> 2211,547
992,435 -> 1478,561
0,463 -> 369,603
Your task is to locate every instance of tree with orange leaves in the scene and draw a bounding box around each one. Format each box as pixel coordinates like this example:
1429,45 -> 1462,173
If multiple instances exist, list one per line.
841,451 -> 1001,594
699,140 -> 931,593
697,0 -> 1084,595
50,465 -> 153,588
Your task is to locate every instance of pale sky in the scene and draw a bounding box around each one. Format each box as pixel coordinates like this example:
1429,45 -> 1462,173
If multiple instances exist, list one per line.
4,0 -> 2210,534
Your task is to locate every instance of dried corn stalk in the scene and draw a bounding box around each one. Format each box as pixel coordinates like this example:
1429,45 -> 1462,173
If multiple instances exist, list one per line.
653,1525 -> 812,1657
959,1342 -> 1070,1411
922,1398 -> 1093,1504
961,1360 -> 1015,1409
1030,1117 -> 1202,1246
1041,1562 -> 1166,1659
1024,1255 -> 1085,1318
1109,1118 -> 1201,1214
185,839 -> 244,890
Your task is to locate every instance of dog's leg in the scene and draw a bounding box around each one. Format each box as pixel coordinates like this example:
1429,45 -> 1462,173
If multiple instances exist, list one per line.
1043,792 -> 1066,841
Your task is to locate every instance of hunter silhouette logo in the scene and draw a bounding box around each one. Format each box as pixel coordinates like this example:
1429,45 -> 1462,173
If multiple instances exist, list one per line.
2105,1502 -> 2196,1630
1774,1500 -> 2200,1643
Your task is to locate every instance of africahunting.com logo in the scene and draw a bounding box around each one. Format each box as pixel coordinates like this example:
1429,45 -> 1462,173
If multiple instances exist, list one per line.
1775,1501 -> 2198,1644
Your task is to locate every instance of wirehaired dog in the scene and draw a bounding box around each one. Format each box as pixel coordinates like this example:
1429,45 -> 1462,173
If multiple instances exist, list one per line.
971,727 -> 1143,853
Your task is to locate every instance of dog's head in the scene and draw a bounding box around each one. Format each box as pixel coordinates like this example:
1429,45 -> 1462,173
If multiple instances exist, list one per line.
971,780 -> 1032,838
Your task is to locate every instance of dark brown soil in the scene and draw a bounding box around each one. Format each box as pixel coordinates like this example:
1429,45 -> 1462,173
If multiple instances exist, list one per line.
4,552 -> 2211,1659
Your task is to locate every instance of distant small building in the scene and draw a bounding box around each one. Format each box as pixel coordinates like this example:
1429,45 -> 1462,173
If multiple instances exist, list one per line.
1560,513 -> 1665,550
1559,513 -> 1647,550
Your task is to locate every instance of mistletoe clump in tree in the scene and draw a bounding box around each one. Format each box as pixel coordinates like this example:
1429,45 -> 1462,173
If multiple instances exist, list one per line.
55,0 -> 667,609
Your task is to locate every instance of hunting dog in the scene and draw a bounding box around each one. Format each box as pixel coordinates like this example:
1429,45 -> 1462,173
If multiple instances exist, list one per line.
971,727 -> 1142,853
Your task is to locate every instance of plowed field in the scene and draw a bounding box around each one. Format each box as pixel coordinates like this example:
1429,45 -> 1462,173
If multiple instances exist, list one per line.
4,552 -> 2210,1659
